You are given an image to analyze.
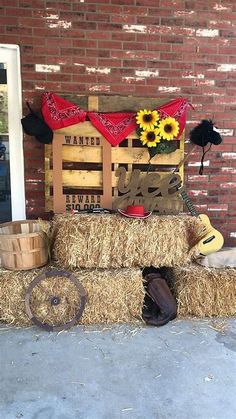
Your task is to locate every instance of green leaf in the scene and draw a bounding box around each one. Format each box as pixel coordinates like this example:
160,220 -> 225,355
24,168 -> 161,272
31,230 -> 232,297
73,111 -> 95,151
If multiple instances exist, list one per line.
148,140 -> 178,159
136,127 -> 143,137
148,146 -> 160,159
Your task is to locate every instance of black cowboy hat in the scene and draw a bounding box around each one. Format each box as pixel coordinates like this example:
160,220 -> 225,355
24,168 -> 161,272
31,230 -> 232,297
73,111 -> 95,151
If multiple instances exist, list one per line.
189,119 -> 223,174
21,102 -> 53,144
190,119 -> 222,147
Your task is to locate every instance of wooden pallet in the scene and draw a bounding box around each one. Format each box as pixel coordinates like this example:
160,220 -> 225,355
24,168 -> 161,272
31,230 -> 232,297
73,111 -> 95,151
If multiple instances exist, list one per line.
45,96 -> 185,214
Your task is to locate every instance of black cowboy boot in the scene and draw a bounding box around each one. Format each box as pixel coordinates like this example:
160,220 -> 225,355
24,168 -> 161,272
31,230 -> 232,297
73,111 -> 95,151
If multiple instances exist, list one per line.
143,272 -> 177,327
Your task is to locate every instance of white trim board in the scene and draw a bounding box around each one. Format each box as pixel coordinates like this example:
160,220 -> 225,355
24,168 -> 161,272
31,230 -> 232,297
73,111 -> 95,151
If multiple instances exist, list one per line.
0,44 -> 26,221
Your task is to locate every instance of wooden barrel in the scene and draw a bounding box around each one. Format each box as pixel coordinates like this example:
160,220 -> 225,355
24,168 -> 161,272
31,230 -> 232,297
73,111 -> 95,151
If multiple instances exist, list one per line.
0,220 -> 49,270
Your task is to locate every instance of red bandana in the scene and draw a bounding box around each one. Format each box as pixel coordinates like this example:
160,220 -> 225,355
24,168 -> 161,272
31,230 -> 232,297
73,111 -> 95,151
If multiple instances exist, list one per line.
88,112 -> 137,146
41,93 -> 192,145
156,98 -> 193,139
42,92 -> 87,130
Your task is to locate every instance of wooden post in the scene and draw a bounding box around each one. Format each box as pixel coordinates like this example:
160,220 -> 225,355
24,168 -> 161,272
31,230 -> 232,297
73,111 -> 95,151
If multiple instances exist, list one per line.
88,96 -> 112,209
52,135 -> 66,213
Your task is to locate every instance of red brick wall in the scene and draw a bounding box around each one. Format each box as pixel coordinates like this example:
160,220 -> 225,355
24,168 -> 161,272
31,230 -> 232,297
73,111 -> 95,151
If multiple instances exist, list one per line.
1,0 -> 236,245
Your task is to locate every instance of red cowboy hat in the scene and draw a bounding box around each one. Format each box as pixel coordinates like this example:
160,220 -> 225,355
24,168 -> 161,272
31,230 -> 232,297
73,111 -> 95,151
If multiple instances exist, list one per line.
118,205 -> 152,219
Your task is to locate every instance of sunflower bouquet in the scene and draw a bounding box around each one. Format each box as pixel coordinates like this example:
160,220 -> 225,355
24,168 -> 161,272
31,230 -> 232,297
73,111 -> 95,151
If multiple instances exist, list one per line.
136,109 -> 180,159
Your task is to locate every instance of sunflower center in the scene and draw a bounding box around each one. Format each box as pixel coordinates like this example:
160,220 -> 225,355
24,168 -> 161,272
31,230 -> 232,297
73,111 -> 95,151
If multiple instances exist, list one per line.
164,124 -> 173,133
147,132 -> 156,141
143,114 -> 152,122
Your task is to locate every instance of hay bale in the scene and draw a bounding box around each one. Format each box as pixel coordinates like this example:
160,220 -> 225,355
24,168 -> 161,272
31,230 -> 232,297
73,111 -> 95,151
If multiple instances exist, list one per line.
166,263 -> 236,318
0,265 -> 145,327
52,214 -> 203,269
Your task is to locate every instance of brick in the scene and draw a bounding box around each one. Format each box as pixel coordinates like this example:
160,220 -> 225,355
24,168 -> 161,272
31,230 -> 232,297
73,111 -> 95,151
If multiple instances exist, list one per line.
73,39 -> 97,48
158,69 -> 182,78
19,0 -> 45,8
0,16 -> 19,25
136,0 -> 160,5
123,6 -> 148,15
212,145 -> 233,152
139,51 -> 162,60
71,57 -> 97,66
136,16 -> 160,25
160,52 -> 183,61
97,41 -> 122,51
89,31 -> 112,40
111,32 -> 135,41
32,27 -> 61,37
19,17 -> 45,27
147,42 -> 170,51
72,74 -> 97,83
47,37 -> 73,46
96,5 -> 122,14
33,46 -> 60,55
122,59 -> 147,68
96,22 -> 122,31
111,0 -> 135,4
110,14 -> 136,24
6,25 -> 33,35
86,12 -> 109,22
87,49 -> 109,58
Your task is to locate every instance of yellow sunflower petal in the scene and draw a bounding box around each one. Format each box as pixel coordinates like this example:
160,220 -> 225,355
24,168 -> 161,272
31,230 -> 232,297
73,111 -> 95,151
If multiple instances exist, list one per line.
140,138 -> 148,145
140,128 -> 161,147
158,117 -> 179,140
136,109 -> 160,131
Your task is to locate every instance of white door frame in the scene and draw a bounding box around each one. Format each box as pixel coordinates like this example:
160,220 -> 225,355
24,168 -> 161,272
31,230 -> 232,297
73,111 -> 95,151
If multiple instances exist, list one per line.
0,44 -> 26,220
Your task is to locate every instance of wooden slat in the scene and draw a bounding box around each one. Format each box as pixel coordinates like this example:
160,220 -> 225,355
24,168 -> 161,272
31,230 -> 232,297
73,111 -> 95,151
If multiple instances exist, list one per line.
47,170 -> 179,188
52,135 -> 65,213
177,130 -> 185,183
98,96 -> 172,112
55,124 -> 185,143
88,96 -> 99,111
45,145 -> 51,204
111,148 -> 183,165
45,195 -> 52,212
45,144 -> 52,160
54,122 -> 102,137
47,145 -> 183,166
127,138 -> 133,173
45,196 -> 183,213
55,124 -> 140,140
45,196 -> 53,212
48,145 -> 183,166
101,137 -> 113,208
43,143 -> 102,163
62,145 -> 102,163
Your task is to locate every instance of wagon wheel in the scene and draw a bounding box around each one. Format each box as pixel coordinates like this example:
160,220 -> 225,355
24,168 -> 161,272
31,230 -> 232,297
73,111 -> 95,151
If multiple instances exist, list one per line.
25,269 -> 87,332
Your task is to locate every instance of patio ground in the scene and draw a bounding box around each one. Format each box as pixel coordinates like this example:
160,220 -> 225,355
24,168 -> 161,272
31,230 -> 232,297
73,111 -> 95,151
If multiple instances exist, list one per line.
0,318 -> 235,419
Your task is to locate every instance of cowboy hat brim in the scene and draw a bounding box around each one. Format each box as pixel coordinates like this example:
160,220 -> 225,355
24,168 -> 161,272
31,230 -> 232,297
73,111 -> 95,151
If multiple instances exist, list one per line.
118,209 -> 152,219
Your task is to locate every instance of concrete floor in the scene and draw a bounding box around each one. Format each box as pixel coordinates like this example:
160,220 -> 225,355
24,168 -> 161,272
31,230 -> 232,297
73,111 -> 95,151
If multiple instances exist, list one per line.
0,318 -> 235,419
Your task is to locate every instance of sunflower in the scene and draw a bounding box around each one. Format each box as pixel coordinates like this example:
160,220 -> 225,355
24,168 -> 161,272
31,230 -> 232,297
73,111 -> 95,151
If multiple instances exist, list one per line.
140,128 -> 161,147
136,109 -> 159,130
158,117 -> 179,140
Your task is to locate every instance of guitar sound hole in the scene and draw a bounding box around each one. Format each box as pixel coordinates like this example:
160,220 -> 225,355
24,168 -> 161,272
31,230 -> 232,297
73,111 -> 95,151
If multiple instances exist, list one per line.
203,235 -> 215,244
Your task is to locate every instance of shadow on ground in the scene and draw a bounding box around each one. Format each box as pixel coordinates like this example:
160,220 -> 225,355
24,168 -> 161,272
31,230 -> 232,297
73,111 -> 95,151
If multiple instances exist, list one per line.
0,318 -> 235,419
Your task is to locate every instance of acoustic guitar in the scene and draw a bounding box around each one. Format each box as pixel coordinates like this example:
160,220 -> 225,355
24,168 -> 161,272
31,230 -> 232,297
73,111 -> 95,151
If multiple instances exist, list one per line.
178,186 -> 224,256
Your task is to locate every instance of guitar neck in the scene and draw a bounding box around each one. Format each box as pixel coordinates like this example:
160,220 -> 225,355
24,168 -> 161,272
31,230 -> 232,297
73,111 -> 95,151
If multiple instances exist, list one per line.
179,188 -> 199,217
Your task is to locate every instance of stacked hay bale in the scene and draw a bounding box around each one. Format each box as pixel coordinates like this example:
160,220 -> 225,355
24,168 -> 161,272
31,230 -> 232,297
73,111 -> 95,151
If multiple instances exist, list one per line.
0,264 -> 145,327
164,263 -> 236,318
52,213 -> 203,268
